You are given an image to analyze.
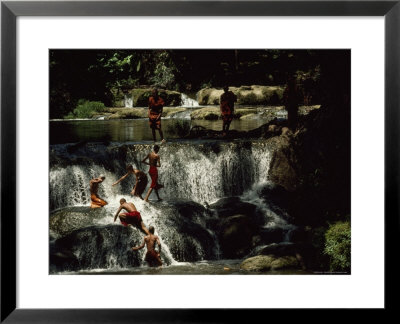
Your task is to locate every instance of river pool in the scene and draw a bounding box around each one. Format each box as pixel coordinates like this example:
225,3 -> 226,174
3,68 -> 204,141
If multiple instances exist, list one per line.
50,118 -> 269,144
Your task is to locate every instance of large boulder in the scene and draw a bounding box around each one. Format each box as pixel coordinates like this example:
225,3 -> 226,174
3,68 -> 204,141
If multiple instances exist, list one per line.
148,200 -> 218,262
51,225 -> 145,272
217,214 -> 258,259
240,255 -> 300,272
196,85 -> 284,106
50,207 -> 109,237
208,197 -> 263,258
267,135 -> 299,191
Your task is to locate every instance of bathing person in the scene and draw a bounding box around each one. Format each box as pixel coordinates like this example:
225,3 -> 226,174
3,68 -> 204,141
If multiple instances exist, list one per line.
113,198 -> 150,235
90,174 -> 108,208
142,145 -> 163,202
148,88 -> 166,144
131,225 -> 162,267
220,85 -> 237,136
112,165 -> 148,200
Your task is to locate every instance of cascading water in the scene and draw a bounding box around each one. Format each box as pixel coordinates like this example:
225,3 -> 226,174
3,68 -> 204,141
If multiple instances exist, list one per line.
180,93 -> 199,108
124,93 -> 133,108
50,142 -> 271,209
50,141 -> 295,273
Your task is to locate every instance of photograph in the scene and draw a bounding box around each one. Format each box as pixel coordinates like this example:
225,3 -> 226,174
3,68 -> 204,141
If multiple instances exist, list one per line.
49,49 -> 351,275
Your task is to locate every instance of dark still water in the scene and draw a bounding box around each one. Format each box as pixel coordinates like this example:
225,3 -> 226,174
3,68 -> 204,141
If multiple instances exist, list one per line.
50,118 -> 268,144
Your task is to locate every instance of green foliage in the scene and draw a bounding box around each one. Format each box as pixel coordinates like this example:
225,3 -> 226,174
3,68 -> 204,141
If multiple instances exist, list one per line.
324,221 -> 351,272
150,52 -> 177,88
66,100 -> 106,119
166,120 -> 191,137
50,49 -> 340,117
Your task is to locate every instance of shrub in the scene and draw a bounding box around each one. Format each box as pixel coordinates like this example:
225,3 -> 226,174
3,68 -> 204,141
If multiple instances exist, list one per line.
66,100 -> 106,119
324,221 -> 351,272
166,120 -> 191,138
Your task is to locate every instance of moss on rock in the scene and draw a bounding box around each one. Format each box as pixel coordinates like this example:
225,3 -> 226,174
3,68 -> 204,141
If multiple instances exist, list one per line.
240,255 -> 300,272
103,108 -> 147,119
197,85 -> 285,105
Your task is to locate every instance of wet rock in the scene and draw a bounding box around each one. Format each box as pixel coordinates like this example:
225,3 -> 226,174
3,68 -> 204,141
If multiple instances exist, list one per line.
149,200 -> 217,262
267,135 -> 299,191
217,214 -> 258,259
52,225 -> 144,271
257,227 -> 285,244
256,242 -> 298,256
240,255 -> 300,272
209,197 -> 258,219
50,243 -> 79,272
50,207 -> 109,237
160,216 -> 216,262
281,127 -> 292,136
268,124 -> 281,135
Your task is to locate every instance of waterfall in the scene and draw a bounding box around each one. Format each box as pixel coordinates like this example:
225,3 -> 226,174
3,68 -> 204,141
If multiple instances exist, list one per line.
180,93 -> 199,108
124,93 -> 133,108
50,141 -> 295,273
50,142 -> 271,210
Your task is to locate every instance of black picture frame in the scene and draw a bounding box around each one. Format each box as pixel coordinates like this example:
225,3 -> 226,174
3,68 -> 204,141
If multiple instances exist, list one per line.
1,0 -> 398,322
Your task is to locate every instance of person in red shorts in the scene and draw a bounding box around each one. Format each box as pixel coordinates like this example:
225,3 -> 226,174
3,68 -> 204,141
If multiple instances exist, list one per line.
142,145 -> 163,202
220,85 -> 237,136
131,225 -> 162,267
112,165 -> 148,200
148,88 -> 166,144
113,198 -> 150,235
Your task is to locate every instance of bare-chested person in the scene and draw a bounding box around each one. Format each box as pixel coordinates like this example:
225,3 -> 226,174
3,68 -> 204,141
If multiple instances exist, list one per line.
90,174 -> 108,208
142,145 -> 163,202
113,198 -> 149,235
131,226 -> 162,267
112,165 -> 148,200
148,88 -> 166,144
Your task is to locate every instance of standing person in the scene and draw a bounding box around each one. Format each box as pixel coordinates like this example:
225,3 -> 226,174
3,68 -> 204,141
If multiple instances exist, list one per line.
112,165 -> 148,200
131,226 -> 162,267
283,75 -> 301,130
148,88 -> 166,144
142,145 -> 163,202
220,85 -> 237,136
90,174 -> 108,208
113,198 -> 150,235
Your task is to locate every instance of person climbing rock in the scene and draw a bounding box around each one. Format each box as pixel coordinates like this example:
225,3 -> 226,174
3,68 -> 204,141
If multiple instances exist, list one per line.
112,165 -> 148,200
113,198 -> 150,235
